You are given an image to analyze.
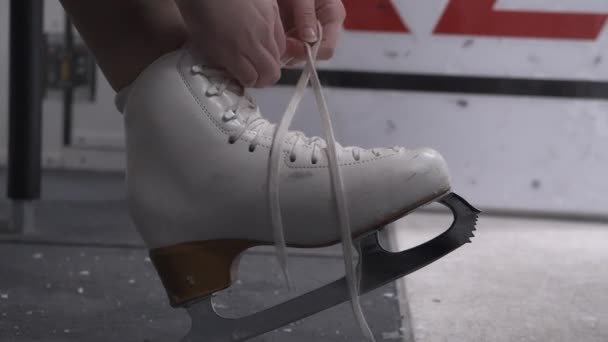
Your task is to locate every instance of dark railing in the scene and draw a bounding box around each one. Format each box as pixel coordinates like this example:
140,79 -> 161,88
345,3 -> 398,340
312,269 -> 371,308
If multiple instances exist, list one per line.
5,0 -> 44,232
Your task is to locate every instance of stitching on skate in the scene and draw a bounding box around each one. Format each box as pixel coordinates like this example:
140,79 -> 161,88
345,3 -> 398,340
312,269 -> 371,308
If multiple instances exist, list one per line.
247,130 -> 400,169
177,52 -> 234,136
284,151 -> 399,170
178,60 -> 324,161
178,56 -> 310,158
177,51 -> 399,170
251,130 -> 400,169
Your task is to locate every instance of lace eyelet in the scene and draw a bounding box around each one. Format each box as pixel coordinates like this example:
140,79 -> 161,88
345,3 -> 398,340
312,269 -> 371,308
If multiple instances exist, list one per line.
249,145 -> 256,152
205,87 -> 220,97
228,137 -> 237,144
311,159 -> 318,165
222,111 -> 236,122
290,155 -> 297,162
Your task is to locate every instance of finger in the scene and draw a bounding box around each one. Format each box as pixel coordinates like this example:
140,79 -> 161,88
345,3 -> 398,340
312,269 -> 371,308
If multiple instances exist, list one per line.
226,56 -> 258,88
264,28 -> 282,64
316,1 -> 346,60
285,37 -> 306,61
273,5 -> 287,61
255,17 -> 281,64
286,58 -> 304,67
316,0 -> 347,28
247,48 -> 281,88
317,22 -> 341,60
293,0 -> 318,43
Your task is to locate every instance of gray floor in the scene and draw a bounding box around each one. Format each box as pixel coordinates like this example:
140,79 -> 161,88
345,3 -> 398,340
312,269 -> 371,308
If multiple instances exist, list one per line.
0,170 -> 406,342
3,169 -> 607,342
393,211 -> 608,342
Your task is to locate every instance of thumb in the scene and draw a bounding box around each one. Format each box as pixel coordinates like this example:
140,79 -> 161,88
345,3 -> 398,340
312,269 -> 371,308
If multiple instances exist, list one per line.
293,0 -> 318,43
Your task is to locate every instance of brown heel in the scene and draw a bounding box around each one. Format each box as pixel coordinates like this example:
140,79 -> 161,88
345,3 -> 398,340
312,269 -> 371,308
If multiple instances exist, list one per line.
150,240 -> 260,307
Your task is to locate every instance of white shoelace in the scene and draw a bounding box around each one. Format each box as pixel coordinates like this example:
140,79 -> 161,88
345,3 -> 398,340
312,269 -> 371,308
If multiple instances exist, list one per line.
192,28 -> 375,340
268,28 -> 376,341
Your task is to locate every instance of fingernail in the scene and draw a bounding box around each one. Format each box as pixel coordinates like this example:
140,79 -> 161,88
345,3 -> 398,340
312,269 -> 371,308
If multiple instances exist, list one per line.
302,28 -> 317,43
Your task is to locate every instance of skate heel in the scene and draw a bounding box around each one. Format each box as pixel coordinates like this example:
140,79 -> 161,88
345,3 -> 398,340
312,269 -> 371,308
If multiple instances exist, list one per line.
150,240 -> 260,307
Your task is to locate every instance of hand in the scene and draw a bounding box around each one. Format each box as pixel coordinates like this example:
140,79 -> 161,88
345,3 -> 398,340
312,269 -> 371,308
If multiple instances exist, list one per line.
278,0 -> 346,63
176,0 -> 286,88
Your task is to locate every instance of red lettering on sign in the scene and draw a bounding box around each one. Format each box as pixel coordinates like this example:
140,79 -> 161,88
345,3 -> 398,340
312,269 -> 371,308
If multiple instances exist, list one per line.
343,0 -> 409,32
434,0 -> 608,40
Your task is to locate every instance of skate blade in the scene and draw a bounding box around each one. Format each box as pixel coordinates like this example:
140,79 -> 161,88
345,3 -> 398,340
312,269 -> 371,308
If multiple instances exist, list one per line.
181,192 -> 480,342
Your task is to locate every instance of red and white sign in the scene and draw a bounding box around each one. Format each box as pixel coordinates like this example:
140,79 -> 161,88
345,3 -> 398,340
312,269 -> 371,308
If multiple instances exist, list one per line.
333,0 -> 608,80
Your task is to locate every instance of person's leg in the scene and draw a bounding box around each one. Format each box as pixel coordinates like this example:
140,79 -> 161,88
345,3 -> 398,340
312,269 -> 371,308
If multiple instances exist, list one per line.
59,0 -> 187,91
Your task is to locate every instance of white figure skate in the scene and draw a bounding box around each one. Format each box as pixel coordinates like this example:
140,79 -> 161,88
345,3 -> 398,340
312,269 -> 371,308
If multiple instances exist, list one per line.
116,35 -> 479,341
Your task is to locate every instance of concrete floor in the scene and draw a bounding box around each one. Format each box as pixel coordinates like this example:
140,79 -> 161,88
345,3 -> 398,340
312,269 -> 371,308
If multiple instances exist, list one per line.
392,210 -> 608,342
1,169 -> 607,341
0,170 -> 406,342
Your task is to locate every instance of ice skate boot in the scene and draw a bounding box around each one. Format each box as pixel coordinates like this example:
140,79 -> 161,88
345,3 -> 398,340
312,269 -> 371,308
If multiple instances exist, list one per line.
116,39 -> 478,341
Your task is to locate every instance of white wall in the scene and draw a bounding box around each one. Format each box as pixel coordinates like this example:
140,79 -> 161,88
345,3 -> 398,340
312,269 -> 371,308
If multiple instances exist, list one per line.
0,0 -> 607,216
257,0 -> 608,216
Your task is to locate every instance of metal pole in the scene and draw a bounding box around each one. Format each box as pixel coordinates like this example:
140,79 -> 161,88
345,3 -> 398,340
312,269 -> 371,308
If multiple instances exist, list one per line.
5,0 -> 44,234
63,16 -> 74,146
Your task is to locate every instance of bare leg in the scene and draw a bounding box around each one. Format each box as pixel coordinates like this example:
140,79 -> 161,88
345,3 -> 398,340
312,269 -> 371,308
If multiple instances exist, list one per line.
60,0 -> 187,91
